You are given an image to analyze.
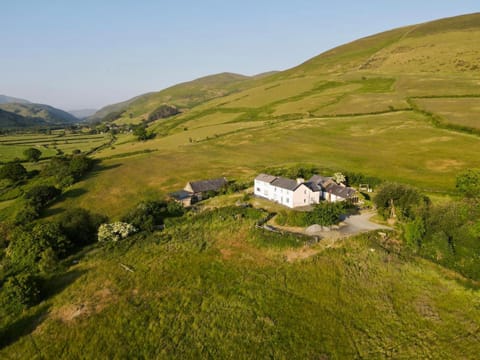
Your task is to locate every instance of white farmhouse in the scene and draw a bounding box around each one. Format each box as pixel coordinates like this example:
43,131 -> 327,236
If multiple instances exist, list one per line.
254,173 -> 358,208
254,174 -> 320,208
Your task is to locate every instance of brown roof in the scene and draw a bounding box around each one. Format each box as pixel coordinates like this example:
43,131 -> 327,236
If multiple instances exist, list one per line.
187,177 -> 228,193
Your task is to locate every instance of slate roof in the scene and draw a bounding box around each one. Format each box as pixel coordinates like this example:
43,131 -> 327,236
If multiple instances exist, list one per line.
169,190 -> 193,200
325,183 -> 356,199
270,177 -> 300,191
255,173 -> 277,183
187,177 -> 228,193
303,181 -> 321,192
309,175 -> 332,185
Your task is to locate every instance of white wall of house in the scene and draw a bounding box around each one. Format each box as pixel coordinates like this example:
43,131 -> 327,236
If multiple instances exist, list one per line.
256,179 -> 323,208
254,179 -> 274,200
292,184 -> 320,207
323,191 -> 345,203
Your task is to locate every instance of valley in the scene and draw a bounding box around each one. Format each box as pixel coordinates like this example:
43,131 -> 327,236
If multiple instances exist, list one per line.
1,12 -> 480,359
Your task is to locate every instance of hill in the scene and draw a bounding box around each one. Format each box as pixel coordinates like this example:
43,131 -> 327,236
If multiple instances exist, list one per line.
88,72 -> 256,125
0,103 -> 78,127
1,13 -> 480,359
0,95 -> 30,105
0,108 -> 39,128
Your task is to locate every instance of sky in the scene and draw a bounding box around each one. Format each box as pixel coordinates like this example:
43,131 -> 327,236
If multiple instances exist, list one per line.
1,1 -> 479,110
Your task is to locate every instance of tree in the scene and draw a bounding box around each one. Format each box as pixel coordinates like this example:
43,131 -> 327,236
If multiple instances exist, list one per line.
2,273 -> 41,310
0,162 -> 27,182
456,169 -> 480,199
7,223 -> 69,270
98,222 -> 137,242
25,185 -> 61,211
308,202 -> 345,226
23,147 -> 42,162
133,125 -> 150,141
333,172 -> 346,184
59,208 -> 107,247
373,183 -> 428,220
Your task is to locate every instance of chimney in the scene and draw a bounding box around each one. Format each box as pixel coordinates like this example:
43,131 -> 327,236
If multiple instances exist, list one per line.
296,178 -> 304,185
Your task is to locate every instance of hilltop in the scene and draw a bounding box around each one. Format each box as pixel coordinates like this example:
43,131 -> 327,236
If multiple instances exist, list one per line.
88,72 -> 273,125
0,95 -> 30,105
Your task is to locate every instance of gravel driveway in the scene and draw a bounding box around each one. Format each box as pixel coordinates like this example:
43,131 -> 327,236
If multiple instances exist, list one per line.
340,212 -> 392,235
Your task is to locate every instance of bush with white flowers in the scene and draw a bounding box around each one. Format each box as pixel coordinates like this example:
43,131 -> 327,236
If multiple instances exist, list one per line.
97,222 -> 137,242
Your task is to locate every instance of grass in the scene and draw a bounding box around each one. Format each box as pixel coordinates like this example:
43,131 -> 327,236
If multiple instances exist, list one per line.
1,207 -> 479,358
0,133 -> 110,163
413,97 -> 480,130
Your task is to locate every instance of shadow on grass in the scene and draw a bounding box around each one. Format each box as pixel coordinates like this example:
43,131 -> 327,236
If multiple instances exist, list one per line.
0,269 -> 87,350
81,162 -> 122,181
43,268 -> 88,299
0,303 -> 50,350
62,188 -> 88,199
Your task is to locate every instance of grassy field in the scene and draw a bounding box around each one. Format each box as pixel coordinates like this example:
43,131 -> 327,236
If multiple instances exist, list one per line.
1,207 -> 478,359
42,109 -> 480,220
414,97 -> 480,130
0,132 -> 110,163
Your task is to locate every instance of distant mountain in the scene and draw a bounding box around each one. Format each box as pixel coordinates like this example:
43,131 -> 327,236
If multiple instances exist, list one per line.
68,109 -> 97,120
0,95 -> 31,104
87,72 -> 256,124
0,103 -> 78,128
0,108 -> 39,128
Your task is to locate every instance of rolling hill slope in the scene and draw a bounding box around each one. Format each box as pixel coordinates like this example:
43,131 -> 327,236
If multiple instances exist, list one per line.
88,72 -> 271,125
0,103 -> 78,127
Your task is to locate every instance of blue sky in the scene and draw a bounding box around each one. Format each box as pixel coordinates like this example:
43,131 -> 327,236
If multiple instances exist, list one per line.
2,1 -> 479,110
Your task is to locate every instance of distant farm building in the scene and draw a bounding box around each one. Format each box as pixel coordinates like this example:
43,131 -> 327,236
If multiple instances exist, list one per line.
254,173 -> 357,208
170,177 -> 228,206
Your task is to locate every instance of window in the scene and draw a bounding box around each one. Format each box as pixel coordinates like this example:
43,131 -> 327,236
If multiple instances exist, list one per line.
304,199 -> 306,203
256,187 -> 260,192
286,198 -> 289,203
304,190 -> 306,194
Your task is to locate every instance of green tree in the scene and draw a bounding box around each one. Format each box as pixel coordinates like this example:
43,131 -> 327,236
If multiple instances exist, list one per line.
7,223 -> 69,270
59,208 -> 107,247
456,168 -> 480,198
373,183 -> 428,220
133,126 -> 149,141
308,202 -> 345,226
2,273 -> 41,310
0,162 -> 27,182
23,147 -> 42,162
25,185 -> 61,211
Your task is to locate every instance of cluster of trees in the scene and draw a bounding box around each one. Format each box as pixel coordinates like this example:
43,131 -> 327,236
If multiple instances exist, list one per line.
41,154 -> 94,188
133,125 -> 155,141
122,200 -> 184,232
374,170 -> 480,281
276,202 -> 347,227
0,208 -> 106,313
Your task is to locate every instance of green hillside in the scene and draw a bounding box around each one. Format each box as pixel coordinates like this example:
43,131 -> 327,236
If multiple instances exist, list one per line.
2,13 -> 480,359
0,103 -> 78,127
0,108 -> 38,128
88,72 -> 261,125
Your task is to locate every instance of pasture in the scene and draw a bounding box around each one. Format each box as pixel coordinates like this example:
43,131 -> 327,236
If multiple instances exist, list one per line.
0,132 -> 110,163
